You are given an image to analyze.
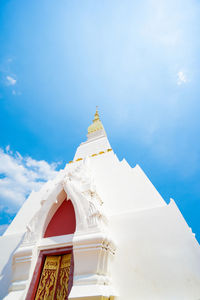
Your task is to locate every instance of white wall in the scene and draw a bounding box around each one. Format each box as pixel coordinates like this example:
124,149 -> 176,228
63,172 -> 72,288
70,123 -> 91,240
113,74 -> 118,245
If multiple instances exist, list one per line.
1,132 -> 200,300
89,152 -> 165,215
0,233 -> 24,299
110,200 -> 200,300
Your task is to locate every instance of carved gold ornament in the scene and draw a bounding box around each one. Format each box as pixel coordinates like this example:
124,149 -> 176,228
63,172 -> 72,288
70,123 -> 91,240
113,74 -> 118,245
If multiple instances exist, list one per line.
35,254 -> 71,300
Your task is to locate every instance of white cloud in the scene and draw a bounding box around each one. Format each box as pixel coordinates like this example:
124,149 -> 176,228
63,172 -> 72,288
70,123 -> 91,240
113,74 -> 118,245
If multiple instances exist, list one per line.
6,75 -> 17,86
0,147 -> 60,207
5,145 -> 11,153
177,70 -> 188,85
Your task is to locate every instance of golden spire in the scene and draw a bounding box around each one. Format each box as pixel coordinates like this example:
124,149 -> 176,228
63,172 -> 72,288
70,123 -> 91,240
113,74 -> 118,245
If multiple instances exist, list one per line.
88,107 -> 104,134
93,106 -> 100,121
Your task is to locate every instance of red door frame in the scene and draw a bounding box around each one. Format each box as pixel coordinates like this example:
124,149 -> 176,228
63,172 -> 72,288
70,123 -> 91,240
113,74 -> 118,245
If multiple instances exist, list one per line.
25,246 -> 74,300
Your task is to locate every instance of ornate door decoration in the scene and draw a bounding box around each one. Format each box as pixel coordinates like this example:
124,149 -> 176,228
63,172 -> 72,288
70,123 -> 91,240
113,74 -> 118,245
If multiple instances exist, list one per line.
35,254 -> 71,300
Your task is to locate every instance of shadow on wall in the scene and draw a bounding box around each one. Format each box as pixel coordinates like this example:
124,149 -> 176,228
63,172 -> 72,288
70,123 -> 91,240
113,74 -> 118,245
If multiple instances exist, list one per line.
0,233 -> 24,299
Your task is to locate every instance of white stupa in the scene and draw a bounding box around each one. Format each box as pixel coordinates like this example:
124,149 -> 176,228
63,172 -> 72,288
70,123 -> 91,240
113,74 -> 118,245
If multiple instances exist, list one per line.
0,109 -> 200,300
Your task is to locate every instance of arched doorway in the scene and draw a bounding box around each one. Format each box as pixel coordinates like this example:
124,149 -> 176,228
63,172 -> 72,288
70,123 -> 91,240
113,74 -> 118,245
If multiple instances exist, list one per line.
26,198 -> 76,300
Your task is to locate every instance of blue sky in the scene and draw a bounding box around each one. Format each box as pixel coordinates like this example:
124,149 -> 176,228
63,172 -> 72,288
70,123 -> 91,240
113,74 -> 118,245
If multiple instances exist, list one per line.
0,0 -> 200,242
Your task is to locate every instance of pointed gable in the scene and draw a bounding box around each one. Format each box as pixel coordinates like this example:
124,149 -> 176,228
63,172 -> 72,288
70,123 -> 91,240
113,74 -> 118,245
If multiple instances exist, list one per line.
44,199 -> 76,238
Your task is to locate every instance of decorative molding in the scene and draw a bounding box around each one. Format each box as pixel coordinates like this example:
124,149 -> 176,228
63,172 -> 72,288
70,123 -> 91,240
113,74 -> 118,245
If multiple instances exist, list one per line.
69,148 -> 113,164
7,157 -> 116,300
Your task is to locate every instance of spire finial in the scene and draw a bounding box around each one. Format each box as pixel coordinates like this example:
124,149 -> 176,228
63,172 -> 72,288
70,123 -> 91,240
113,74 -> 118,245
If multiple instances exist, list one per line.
94,106 -> 100,121
88,107 -> 104,135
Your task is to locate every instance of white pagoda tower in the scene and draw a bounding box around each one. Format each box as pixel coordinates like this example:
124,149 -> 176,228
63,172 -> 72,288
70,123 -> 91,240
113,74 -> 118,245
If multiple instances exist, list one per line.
0,109 -> 200,300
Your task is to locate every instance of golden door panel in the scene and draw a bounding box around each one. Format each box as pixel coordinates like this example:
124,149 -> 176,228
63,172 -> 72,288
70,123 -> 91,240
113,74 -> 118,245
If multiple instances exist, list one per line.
35,255 -> 61,300
35,254 -> 71,300
56,254 -> 71,300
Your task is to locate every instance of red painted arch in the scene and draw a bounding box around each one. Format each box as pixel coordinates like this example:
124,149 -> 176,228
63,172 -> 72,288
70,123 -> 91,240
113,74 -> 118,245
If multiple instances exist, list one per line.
44,199 -> 76,238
